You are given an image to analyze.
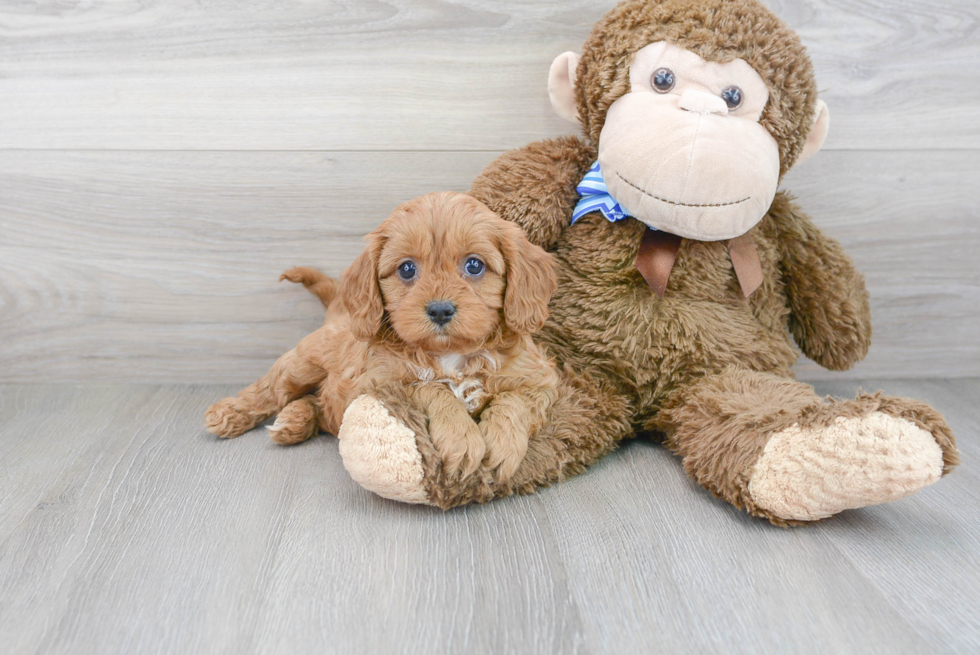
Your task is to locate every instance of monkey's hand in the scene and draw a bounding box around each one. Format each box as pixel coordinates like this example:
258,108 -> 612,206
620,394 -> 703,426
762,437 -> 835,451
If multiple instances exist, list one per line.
771,194 -> 872,371
469,136 -> 596,250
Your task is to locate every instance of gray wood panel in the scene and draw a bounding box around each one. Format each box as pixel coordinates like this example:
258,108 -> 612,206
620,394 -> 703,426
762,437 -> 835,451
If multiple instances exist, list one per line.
0,379 -> 977,653
0,0 -> 977,151
2,149 -> 977,382
0,150 -> 486,383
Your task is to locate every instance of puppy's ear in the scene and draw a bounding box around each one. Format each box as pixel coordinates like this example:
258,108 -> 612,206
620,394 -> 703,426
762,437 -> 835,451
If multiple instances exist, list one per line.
500,221 -> 558,335
341,231 -> 384,341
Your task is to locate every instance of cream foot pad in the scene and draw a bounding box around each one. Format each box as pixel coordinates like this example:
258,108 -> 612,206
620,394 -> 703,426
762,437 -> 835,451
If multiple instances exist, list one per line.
338,395 -> 432,505
748,411 -> 944,521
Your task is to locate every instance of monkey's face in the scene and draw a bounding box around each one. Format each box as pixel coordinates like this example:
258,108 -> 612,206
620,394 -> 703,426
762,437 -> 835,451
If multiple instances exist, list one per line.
549,40 -> 829,242
598,42 -> 778,241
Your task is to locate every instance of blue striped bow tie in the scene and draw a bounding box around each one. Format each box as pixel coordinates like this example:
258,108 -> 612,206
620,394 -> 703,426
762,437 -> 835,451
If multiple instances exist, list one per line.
572,161 -> 638,225
570,161 -> 761,299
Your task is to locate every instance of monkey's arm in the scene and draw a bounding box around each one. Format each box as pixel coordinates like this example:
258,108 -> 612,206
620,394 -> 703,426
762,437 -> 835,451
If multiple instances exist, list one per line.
469,136 -> 596,250
770,193 -> 872,371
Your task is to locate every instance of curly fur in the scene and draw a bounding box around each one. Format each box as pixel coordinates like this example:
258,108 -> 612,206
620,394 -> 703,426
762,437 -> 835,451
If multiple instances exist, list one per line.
206,192 -> 561,483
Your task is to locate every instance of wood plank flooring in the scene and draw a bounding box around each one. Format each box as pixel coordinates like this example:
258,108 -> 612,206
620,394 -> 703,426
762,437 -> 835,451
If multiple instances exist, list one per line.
1,378 -> 977,654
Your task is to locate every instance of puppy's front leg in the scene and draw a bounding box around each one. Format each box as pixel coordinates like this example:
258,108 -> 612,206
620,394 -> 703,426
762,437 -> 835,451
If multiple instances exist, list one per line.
413,383 -> 486,478
479,387 -> 555,482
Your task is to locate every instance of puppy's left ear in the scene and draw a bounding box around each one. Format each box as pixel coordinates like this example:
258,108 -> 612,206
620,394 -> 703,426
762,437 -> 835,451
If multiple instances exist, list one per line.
341,230 -> 385,341
500,221 -> 558,335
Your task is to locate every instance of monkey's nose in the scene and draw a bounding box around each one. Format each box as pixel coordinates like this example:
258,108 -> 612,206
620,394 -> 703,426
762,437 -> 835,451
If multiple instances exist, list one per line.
426,301 -> 456,326
678,89 -> 729,116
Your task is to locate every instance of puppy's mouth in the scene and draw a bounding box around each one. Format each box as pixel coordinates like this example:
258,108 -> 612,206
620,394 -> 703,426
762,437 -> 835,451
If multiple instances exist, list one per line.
424,331 -> 479,353
389,304 -> 496,354
420,325 -> 494,355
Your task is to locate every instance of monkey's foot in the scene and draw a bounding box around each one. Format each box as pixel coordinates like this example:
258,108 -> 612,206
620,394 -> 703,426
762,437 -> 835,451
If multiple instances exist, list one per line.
337,395 -> 433,505
747,411 -> 945,522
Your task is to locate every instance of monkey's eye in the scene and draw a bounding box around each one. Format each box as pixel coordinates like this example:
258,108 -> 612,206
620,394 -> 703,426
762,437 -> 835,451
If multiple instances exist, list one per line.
464,257 -> 486,277
651,68 -> 676,93
397,260 -> 418,281
721,86 -> 743,110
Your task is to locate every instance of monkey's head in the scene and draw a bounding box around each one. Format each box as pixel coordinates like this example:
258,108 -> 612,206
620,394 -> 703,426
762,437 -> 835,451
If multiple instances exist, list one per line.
549,0 -> 829,241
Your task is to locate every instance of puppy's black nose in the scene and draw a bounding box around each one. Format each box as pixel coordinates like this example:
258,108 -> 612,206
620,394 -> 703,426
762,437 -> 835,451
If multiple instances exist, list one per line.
426,301 -> 456,326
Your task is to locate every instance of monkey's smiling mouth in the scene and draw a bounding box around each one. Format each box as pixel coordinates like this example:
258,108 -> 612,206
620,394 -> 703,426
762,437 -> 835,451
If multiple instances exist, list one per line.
616,173 -> 750,208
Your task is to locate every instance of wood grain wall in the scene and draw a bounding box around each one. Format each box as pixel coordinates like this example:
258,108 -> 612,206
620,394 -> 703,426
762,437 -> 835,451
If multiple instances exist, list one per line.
1,0 -> 977,383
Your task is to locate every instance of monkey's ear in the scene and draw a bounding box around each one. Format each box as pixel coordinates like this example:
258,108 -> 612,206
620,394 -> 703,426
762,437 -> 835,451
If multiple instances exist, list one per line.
548,51 -> 581,125
795,99 -> 830,167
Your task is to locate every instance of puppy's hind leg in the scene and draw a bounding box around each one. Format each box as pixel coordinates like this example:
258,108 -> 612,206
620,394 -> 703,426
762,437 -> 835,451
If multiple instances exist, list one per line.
205,348 -> 325,439
268,396 -> 322,445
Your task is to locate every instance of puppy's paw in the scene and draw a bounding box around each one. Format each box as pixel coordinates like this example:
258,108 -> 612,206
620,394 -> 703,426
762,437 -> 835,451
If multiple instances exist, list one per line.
430,417 -> 486,479
205,398 -> 259,439
481,425 -> 529,483
267,399 -> 319,445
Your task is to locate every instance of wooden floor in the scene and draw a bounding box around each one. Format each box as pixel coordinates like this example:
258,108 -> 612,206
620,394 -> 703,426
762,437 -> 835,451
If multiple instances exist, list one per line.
0,379 -> 976,654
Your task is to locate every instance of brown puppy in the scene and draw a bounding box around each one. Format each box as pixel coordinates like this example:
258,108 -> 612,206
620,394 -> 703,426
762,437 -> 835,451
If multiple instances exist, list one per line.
205,192 -> 559,481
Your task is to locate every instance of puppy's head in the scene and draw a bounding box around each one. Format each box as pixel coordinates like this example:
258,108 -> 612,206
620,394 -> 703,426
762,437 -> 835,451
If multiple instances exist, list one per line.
341,192 -> 557,352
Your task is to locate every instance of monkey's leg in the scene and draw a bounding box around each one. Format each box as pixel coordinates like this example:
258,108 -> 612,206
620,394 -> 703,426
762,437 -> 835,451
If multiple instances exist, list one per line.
336,369 -> 633,508
267,395 -> 323,445
205,348 -> 326,439
655,368 -> 958,526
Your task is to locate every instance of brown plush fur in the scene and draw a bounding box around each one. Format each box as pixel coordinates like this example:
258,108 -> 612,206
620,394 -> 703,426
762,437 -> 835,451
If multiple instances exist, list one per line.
657,368 -> 958,526
206,192 -> 561,482
576,0 -> 818,176
371,364 -> 633,509
359,0 -> 958,521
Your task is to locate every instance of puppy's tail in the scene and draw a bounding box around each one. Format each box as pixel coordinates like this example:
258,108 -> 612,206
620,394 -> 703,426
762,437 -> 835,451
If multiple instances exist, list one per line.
280,266 -> 339,309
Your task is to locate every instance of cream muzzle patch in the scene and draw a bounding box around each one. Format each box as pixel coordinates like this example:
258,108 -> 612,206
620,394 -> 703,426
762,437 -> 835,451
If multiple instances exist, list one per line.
596,42 -> 780,242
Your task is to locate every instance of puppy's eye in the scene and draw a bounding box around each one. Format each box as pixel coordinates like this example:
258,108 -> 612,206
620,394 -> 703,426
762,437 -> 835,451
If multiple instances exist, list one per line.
721,85 -> 743,110
651,68 -> 675,93
397,261 -> 417,281
464,257 -> 485,277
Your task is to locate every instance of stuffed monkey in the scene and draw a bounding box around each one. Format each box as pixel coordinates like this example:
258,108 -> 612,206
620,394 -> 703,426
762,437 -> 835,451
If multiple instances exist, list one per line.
336,0 -> 958,525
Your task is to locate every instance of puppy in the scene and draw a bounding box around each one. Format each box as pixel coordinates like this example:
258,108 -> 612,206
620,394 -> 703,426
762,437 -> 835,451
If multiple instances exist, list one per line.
205,192 -> 559,481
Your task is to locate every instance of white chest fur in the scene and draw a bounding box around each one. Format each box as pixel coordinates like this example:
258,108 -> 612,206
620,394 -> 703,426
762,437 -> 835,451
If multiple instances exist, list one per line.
438,353 -> 466,375
417,352 -> 488,414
